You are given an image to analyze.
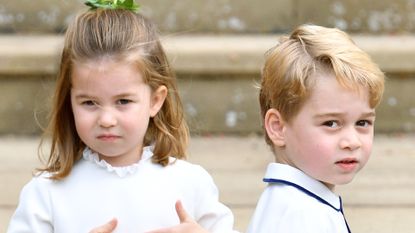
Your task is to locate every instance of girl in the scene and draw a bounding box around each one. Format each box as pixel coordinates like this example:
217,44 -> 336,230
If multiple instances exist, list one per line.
7,2 -> 235,233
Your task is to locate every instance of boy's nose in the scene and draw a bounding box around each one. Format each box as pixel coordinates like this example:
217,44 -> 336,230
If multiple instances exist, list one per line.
339,129 -> 362,151
98,109 -> 117,128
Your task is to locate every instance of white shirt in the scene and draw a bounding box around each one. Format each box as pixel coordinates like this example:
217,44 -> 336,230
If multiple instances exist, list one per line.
7,146 -> 237,233
247,163 -> 351,233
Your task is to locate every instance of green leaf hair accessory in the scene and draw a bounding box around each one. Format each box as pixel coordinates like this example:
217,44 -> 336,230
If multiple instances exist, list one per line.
85,0 -> 140,12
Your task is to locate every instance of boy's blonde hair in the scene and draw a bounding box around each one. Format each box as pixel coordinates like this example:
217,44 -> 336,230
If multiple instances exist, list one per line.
39,9 -> 189,179
259,24 -> 385,146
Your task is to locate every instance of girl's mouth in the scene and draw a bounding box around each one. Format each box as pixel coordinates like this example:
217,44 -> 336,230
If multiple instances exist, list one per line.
97,134 -> 120,141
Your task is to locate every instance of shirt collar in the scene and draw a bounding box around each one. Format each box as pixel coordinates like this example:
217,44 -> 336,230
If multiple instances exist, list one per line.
82,146 -> 154,178
263,163 -> 341,211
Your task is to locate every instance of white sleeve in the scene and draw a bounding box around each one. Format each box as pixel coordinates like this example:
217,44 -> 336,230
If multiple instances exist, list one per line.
192,166 -> 240,233
7,177 -> 53,233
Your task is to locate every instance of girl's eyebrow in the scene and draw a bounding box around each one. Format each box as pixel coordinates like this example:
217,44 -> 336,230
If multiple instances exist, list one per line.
73,92 -> 137,100
113,93 -> 136,99
73,93 -> 94,99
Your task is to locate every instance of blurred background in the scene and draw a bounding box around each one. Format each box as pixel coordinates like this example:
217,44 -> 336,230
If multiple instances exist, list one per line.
0,0 -> 414,232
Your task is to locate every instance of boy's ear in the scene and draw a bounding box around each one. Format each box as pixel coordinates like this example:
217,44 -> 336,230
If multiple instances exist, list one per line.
150,85 -> 167,117
264,108 -> 286,147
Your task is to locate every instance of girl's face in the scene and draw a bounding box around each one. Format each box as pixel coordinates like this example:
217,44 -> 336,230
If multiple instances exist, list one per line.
70,58 -> 166,166
277,73 -> 375,190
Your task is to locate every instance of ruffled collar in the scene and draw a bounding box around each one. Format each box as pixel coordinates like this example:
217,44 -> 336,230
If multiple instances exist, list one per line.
82,146 -> 154,178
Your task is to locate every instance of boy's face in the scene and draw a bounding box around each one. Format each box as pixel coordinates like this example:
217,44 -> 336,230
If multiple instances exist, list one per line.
279,73 -> 375,190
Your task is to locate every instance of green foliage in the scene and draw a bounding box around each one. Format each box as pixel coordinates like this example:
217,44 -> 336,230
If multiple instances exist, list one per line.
85,0 -> 140,12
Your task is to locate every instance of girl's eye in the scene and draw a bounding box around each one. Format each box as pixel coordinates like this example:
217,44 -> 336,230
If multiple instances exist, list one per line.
322,120 -> 339,128
82,100 -> 96,106
117,99 -> 132,105
356,120 -> 372,127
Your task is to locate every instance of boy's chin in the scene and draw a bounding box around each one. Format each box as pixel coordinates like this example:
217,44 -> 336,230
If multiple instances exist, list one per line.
322,178 -> 356,190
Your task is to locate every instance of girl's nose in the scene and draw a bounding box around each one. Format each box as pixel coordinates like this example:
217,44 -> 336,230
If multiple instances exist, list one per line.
98,109 -> 117,128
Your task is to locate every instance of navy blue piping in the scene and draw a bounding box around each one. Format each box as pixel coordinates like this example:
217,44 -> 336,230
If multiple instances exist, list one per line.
264,178 -> 351,233
339,196 -> 352,233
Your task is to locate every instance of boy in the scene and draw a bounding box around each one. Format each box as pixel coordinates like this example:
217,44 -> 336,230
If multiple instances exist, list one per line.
247,24 -> 384,233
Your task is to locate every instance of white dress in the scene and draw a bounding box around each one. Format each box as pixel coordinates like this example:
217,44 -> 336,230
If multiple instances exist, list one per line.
7,146 -> 236,233
247,163 -> 351,233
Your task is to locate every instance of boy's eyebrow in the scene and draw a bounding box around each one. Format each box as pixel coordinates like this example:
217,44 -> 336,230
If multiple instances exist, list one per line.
361,111 -> 376,118
314,111 -> 376,118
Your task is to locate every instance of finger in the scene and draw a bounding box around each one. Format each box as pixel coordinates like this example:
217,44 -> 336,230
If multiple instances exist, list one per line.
175,200 -> 191,223
90,218 -> 118,233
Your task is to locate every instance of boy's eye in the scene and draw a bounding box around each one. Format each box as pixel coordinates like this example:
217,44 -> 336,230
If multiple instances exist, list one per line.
356,120 -> 372,127
322,120 -> 339,128
117,99 -> 132,105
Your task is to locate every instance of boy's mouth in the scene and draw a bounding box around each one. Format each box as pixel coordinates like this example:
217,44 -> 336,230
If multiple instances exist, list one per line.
336,158 -> 357,164
335,158 -> 358,171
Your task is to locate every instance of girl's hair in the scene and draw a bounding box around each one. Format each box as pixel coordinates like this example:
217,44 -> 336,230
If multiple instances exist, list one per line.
38,9 -> 189,180
259,24 -> 385,146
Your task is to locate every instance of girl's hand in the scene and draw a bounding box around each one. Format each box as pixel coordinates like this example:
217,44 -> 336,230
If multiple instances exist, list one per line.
89,218 -> 118,233
146,200 -> 209,233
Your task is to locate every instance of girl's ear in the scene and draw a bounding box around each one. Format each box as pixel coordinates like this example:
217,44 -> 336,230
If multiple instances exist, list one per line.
149,85 -> 168,117
264,108 -> 286,147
